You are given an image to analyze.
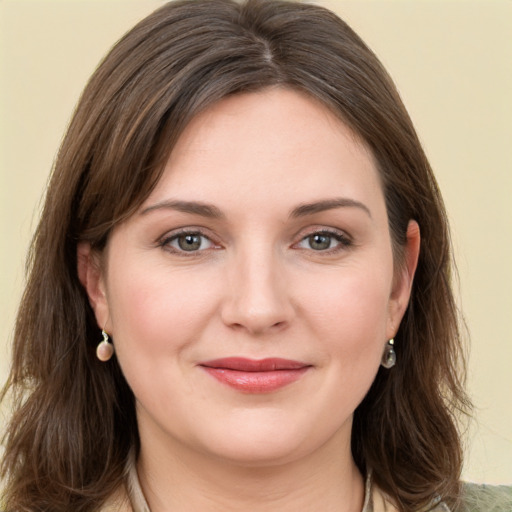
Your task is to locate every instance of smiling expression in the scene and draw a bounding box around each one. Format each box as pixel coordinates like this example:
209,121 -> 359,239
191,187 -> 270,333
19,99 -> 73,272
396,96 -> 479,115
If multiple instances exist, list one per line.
85,88 -> 416,467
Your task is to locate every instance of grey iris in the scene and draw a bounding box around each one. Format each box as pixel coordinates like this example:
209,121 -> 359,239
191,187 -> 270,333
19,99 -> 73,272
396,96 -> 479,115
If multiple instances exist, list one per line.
309,234 -> 331,250
178,234 -> 202,251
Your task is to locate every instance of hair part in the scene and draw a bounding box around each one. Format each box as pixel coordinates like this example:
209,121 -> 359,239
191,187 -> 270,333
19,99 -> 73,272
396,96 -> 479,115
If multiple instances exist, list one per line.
1,1 -> 471,510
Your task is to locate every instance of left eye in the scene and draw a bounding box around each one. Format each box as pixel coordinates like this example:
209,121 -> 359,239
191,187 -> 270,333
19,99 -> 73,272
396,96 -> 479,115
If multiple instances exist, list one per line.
166,233 -> 214,252
297,232 -> 346,251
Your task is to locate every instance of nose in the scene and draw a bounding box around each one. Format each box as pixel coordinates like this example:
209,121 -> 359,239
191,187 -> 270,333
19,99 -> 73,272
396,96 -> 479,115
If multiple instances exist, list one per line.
220,247 -> 294,336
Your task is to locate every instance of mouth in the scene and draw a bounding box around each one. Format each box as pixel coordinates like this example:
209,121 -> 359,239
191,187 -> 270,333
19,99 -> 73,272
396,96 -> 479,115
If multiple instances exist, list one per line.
198,357 -> 312,393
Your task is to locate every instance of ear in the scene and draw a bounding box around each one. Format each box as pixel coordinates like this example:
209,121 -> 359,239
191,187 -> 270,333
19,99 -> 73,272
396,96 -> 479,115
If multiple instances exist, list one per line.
77,242 -> 110,330
386,220 -> 420,339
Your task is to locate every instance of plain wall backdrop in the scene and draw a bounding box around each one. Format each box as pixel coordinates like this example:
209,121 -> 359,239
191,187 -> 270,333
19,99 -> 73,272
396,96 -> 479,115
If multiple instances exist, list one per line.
1,0 -> 511,484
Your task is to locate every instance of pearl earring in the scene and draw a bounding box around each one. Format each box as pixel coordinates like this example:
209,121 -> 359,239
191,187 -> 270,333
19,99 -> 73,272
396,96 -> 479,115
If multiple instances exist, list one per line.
96,329 -> 114,362
381,339 -> 396,369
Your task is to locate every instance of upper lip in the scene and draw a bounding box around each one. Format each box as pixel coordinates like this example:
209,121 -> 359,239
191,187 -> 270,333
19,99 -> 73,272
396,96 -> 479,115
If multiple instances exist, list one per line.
199,357 -> 310,372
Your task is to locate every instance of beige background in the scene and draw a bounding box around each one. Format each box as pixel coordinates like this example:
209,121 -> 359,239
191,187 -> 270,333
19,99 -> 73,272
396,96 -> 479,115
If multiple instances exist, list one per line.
1,0 -> 511,484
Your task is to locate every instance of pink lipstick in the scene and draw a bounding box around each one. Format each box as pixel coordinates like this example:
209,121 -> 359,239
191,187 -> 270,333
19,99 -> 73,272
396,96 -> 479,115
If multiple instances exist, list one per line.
199,357 -> 311,393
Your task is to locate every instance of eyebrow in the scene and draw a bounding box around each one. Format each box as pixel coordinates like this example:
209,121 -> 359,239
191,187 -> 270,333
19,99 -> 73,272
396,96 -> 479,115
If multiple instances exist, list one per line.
141,200 -> 225,219
290,198 -> 372,219
140,197 -> 371,220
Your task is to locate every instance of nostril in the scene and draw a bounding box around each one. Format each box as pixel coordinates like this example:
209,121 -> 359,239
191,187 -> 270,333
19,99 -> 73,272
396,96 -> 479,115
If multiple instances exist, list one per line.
220,270 -> 294,334
225,317 -> 289,336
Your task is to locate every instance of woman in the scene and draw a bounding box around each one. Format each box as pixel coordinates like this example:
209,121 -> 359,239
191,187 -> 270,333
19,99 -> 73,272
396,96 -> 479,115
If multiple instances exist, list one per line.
1,0 -> 509,511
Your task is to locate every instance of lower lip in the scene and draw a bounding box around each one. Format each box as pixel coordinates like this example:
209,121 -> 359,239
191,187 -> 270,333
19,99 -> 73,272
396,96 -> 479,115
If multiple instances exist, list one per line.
201,367 -> 310,393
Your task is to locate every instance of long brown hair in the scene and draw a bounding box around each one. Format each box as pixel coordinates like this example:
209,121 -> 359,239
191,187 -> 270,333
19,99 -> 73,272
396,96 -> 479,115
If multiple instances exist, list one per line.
1,1 -> 470,510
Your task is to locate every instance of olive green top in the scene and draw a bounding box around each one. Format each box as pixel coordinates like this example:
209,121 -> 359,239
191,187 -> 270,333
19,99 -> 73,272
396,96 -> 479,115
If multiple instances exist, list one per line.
459,482 -> 512,511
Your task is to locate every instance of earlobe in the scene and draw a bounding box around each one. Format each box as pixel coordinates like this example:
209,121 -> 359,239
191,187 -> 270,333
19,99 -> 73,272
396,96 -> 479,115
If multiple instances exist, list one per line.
77,242 -> 110,329
387,220 -> 421,337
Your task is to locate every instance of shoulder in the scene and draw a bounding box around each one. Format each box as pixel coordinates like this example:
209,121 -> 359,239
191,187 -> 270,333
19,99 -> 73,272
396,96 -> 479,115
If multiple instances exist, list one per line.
425,483 -> 512,512
457,482 -> 512,512
373,481 -> 512,512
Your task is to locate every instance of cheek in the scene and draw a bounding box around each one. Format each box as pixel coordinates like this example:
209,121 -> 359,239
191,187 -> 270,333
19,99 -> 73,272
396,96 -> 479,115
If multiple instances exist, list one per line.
105,262 -> 226,421
105,259 -> 220,367
299,260 -> 393,364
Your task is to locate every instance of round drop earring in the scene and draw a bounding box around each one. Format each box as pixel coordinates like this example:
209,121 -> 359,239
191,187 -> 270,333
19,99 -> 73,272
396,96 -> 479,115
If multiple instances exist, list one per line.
96,329 -> 115,362
381,338 -> 396,369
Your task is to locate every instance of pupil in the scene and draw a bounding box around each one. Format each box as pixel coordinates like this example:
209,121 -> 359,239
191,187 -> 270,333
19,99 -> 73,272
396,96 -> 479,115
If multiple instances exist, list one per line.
310,234 -> 330,250
179,234 -> 201,251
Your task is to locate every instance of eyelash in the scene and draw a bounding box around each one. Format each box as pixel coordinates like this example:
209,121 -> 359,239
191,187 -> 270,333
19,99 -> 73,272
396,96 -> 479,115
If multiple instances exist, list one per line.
158,228 -> 352,256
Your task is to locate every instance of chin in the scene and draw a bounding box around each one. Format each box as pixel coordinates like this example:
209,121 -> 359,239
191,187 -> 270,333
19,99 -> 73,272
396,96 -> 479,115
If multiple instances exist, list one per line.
192,410 -> 349,468
203,436 -> 312,468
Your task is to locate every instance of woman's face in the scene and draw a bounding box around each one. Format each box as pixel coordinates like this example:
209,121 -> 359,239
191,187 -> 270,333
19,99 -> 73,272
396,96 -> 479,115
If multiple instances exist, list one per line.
85,88 -> 418,466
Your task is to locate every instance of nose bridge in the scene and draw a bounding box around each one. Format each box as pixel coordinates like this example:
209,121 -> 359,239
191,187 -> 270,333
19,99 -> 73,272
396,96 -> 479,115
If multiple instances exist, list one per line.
222,239 -> 292,334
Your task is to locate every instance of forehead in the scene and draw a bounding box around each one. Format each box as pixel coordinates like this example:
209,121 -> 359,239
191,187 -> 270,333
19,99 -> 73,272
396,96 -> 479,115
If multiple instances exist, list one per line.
170,88 -> 368,163
144,88 -> 385,219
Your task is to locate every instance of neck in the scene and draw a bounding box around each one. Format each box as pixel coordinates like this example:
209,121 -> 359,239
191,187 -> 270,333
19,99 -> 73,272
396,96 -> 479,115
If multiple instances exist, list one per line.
136,426 -> 364,512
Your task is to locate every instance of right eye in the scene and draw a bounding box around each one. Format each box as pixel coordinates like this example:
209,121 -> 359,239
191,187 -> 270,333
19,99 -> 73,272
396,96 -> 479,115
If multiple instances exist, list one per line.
162,232 -> 215,253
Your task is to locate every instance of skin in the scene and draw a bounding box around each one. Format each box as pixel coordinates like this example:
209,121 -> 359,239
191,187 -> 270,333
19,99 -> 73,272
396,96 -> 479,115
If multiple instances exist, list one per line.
79,88 -> 420,511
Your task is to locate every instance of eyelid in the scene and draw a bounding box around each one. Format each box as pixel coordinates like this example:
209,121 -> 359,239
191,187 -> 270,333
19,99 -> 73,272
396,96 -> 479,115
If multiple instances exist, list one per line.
293,225 -> 352,241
